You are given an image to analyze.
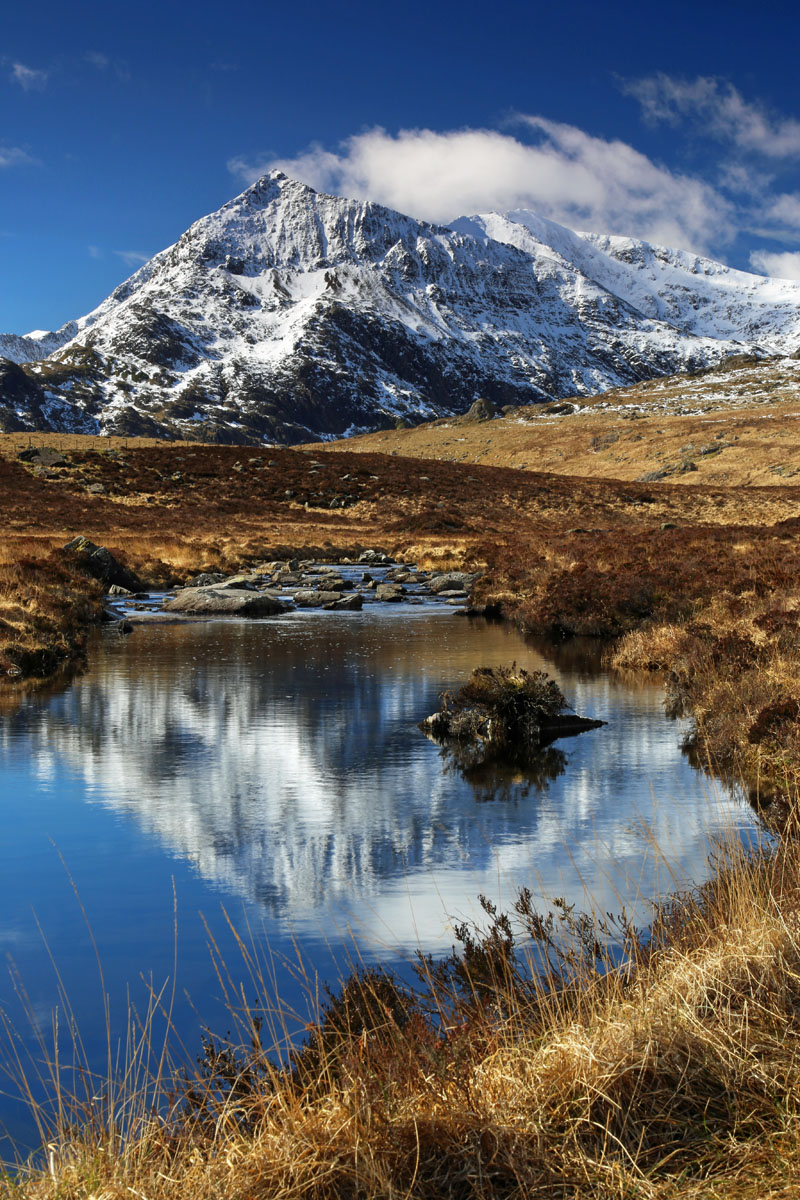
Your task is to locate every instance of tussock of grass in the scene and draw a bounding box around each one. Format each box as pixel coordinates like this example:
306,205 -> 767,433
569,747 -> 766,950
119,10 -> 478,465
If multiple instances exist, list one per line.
423,664 -> 567,747
7,834 -> 800,1197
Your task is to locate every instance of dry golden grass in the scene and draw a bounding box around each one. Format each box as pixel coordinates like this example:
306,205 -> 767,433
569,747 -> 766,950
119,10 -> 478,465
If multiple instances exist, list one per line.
315,356 -> 800,493
609,588 -> 800,809
7,833 -> 800,1198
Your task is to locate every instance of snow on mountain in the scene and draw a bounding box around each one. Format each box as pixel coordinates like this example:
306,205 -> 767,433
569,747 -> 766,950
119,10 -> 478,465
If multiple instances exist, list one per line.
457,209 -> 800,352
2,171 -> 799,443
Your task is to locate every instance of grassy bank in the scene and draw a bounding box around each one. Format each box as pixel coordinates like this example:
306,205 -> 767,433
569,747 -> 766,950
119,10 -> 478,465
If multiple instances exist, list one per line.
6,831 -> 800,1198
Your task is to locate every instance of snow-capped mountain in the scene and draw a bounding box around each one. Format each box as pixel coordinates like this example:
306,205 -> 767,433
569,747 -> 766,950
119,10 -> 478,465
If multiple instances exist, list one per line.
2,171 -> 800,443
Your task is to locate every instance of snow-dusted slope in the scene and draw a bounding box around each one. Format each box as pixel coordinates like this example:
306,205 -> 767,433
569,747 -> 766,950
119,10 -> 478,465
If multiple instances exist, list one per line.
0,325 -> 79,364
456,210 -> 800,351
2,172 -> 800,442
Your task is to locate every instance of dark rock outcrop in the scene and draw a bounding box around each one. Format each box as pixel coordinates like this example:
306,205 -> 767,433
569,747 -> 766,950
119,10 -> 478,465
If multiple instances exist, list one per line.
62,536 -> 143,592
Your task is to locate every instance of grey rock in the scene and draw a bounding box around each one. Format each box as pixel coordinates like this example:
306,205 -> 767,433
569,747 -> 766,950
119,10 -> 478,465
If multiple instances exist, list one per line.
187,572 -> 226,587
428,572 -> 477,594
18,446 -> 68,467
162,587 -> 289,615
217,573 -> 262,590
464,396 -> 496,421
376,583 -> 405,602
293,589 -> 345,607
358,550 -> 392,565
324,593 -> 364,611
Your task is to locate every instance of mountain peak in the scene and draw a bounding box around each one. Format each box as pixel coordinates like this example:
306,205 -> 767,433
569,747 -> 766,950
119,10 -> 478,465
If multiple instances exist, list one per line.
2,179 -> 800,443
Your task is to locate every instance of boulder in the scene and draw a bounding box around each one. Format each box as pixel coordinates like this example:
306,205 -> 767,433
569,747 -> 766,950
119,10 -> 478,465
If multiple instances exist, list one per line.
429,572 -> 477,594
376,583 -> 405,602
358,549 -> 393,565
63,535 -> 142,592
463,397 -> 496,422
311,576 -> 347,591
162,587 -> 289,615
18,446 -> 68,467
187,572 -> 226,587
217,573 -> 263,590
324,593 -> 364,611
293,589 -> 345,607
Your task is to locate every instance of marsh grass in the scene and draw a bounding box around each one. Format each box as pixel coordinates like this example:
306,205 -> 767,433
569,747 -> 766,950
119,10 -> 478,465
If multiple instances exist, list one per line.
6,823 -> 800,1198
609,589 -> 800,807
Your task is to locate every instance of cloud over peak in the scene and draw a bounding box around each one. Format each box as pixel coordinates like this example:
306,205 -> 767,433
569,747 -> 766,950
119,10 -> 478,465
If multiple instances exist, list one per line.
230,117 -> 732,254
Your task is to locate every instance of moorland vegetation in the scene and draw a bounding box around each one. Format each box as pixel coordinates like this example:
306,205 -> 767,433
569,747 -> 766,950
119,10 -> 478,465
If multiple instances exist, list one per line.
5,373 -> 800,1195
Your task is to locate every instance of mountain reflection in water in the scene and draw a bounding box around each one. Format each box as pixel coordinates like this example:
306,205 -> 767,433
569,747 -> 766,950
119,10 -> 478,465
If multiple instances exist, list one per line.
1,609 -> 760,954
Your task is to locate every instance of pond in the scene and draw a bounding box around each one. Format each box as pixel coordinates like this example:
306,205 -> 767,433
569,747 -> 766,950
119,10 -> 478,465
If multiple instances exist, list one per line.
0,596 -> 761,1152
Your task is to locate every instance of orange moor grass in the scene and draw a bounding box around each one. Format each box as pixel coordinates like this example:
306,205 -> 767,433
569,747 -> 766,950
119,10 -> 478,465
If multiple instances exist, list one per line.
4,830 -> 800,1199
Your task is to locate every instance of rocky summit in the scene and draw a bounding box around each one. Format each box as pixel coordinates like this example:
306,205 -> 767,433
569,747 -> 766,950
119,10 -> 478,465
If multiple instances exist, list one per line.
2,171 -> 800,445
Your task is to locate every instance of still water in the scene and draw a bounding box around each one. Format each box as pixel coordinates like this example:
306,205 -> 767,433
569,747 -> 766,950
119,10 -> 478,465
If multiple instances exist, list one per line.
0,604 -> 760,1148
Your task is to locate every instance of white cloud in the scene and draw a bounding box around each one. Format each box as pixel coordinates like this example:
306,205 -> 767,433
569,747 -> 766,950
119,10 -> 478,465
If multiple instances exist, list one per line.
0,144 -> 37,168
88,245 -> 102,259
749,249 -> 800,280
625,74 -> 800,160
10,61 -> 48,91
114,250 -> 150,267
765,193 -> 800,230
229,118 -> 732,253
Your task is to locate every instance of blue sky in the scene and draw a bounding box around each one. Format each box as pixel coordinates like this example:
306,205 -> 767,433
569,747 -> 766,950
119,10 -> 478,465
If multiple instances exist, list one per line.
2,0 -> 800,333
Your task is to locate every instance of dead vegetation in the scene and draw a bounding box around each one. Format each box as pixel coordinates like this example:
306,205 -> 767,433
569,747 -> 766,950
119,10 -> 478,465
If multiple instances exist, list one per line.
7,830 -> 800,1198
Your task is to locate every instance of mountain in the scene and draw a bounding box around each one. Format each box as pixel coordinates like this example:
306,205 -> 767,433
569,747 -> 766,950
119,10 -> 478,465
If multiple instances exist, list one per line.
2,171 -> 800,444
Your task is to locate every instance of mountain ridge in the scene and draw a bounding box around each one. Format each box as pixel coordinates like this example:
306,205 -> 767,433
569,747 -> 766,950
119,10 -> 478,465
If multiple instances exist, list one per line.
2,171 -> 799,443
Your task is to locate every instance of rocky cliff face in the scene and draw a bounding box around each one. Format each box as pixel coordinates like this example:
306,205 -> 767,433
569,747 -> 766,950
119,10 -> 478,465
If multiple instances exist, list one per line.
3,171 -> 800,444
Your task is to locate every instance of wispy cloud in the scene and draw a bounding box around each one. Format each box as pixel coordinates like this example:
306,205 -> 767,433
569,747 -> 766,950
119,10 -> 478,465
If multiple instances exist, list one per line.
749,249 -> 800,280
229,117 -> 732,253
84,50 -> 130,82
88,245 -> 102,259
9,61 -> 48,91
0,144 -> 38,168
764,193 -> 800,232
624,74 -> 800,161
114,250 -> 150,267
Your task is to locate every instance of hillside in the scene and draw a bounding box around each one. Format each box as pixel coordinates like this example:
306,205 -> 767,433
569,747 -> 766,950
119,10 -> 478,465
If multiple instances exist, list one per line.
316,353 -> 800,488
